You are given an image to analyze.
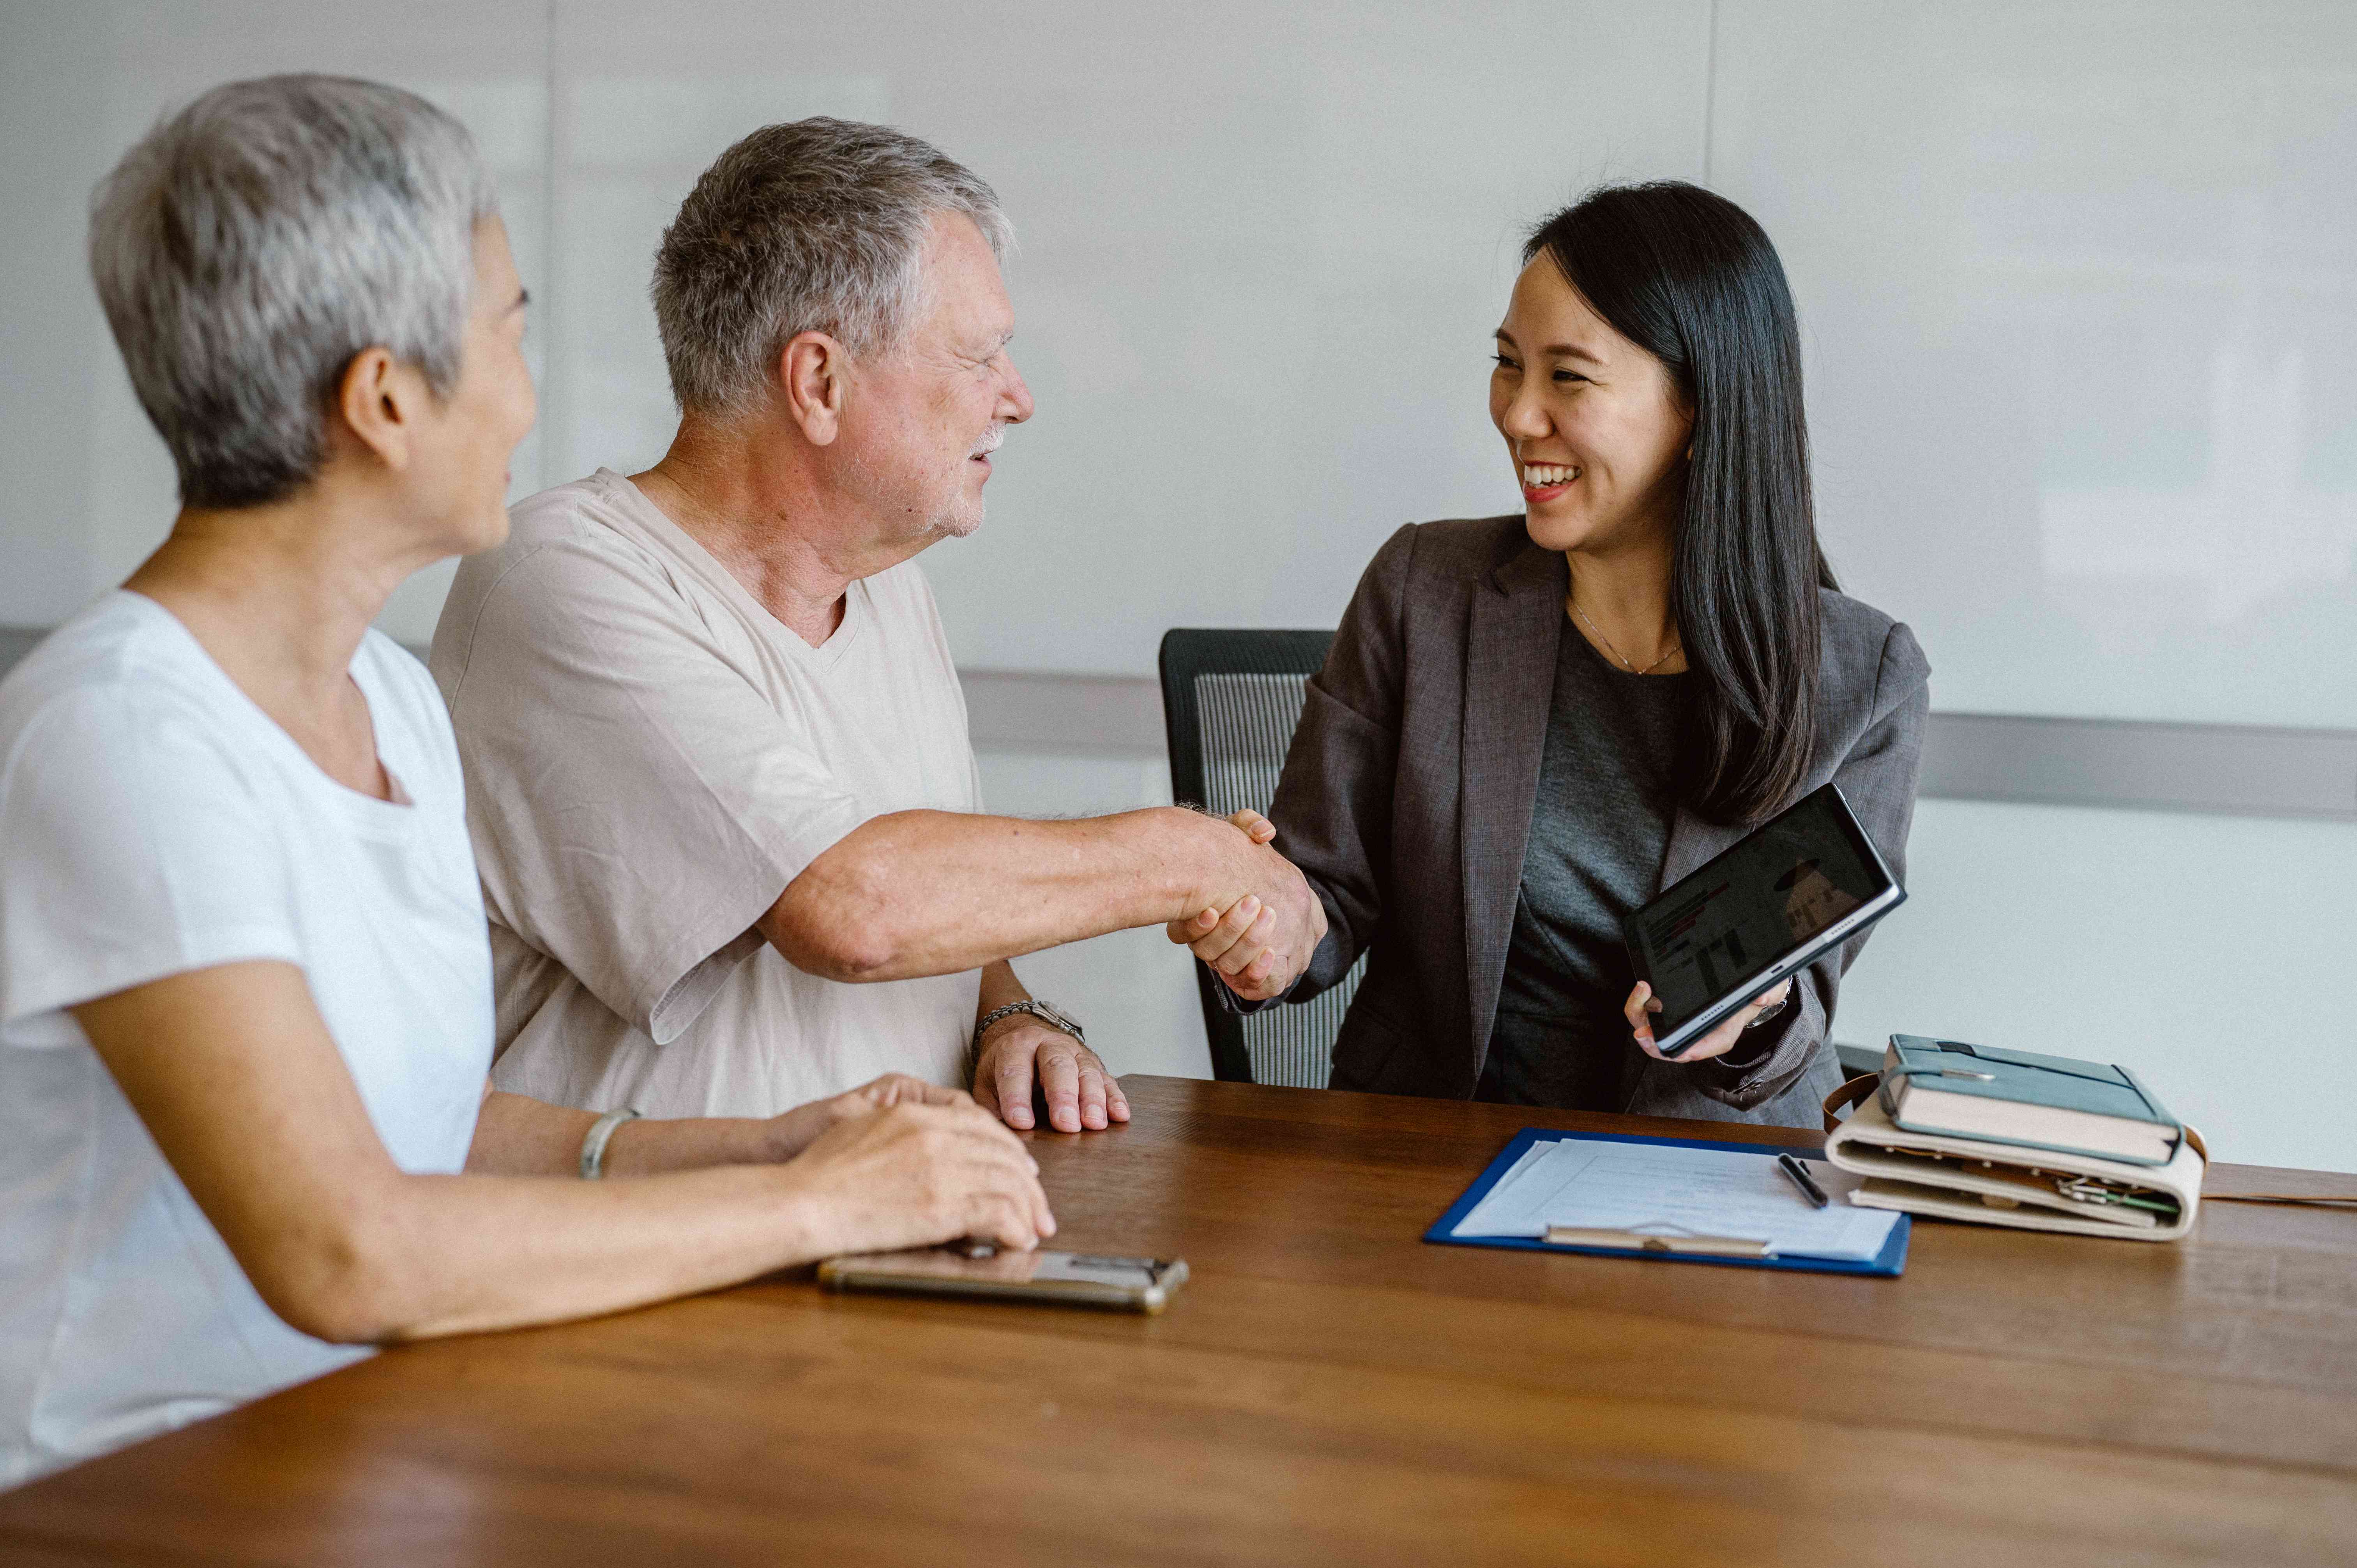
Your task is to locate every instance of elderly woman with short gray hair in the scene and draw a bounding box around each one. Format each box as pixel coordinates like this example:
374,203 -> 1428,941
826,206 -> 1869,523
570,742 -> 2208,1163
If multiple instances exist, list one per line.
0,75 -> 1053,1487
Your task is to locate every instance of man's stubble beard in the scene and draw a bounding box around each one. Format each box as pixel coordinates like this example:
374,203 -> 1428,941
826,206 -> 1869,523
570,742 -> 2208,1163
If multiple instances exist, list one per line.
901,481 -> 983,548
931,492 -> 985,542
843,445 -> 984,553
939,424 -> 1002,542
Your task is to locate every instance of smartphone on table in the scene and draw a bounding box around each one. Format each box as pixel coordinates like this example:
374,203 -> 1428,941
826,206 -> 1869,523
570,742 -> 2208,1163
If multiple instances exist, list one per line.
818,1242 -> 1189,1314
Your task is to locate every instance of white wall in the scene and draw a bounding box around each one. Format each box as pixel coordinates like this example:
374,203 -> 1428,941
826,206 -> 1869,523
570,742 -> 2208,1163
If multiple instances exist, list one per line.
1716,0 -> 2357,729
3,1 -> 2352,1171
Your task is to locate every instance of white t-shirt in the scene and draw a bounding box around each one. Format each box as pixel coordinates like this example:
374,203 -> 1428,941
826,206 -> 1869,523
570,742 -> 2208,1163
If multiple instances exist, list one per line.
0,593 -> 493,1487
429,470 -> 984,1120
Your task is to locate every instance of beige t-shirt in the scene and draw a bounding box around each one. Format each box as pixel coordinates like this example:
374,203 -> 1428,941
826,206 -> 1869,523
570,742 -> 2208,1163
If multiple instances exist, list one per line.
429,469 -> 983,1118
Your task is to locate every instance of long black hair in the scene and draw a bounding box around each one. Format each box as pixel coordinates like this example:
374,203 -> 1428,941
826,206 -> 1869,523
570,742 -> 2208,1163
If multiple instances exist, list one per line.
1525,181 -> 1835,824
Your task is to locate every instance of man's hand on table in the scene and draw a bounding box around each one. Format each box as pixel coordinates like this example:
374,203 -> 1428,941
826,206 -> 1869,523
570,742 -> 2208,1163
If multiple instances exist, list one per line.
972,1013 -> 1129,1134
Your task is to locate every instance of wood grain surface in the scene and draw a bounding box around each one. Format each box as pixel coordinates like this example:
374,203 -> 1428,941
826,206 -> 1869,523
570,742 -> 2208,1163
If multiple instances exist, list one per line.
2,1075 -> 2353,1566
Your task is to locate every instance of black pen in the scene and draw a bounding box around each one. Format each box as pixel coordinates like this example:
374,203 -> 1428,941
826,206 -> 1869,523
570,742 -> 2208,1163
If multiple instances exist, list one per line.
1776,1153 -> 1830,1209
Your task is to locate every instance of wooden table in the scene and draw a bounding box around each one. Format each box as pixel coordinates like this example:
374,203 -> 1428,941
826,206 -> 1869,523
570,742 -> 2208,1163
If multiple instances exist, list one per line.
3,1075 -> 2354,1566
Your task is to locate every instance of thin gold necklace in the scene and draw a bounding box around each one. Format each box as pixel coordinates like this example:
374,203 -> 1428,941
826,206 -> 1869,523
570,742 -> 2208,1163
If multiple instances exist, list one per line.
1570,597 -> 1681,675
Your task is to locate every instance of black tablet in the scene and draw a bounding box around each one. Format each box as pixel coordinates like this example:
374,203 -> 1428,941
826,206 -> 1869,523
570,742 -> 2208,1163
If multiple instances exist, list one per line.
1622,783 -> 1904,1059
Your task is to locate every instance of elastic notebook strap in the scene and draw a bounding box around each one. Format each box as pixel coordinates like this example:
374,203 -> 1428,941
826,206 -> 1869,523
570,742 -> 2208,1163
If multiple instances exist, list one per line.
1900,1042 -> 2140,1097
1822,1072 -> 1881,1134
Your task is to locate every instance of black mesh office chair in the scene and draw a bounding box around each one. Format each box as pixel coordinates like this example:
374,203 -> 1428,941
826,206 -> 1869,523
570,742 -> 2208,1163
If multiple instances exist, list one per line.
1157,629 -> 1367,1087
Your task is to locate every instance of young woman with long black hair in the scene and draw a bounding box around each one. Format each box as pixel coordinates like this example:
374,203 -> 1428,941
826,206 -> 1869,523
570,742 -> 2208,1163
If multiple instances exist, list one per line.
1180,182 -> 1929,1126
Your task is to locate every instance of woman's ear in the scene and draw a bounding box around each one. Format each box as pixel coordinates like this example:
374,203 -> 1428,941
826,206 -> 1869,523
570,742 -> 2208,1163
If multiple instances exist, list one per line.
331,346 -> 424,473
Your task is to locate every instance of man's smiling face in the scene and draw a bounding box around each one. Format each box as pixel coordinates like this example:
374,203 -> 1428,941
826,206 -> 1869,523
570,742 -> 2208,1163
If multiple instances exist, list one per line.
836,211 -> 1035,550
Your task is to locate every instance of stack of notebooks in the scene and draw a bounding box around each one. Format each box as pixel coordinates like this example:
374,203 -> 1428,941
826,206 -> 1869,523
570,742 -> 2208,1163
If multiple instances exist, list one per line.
1824,1035 -> 2206,1242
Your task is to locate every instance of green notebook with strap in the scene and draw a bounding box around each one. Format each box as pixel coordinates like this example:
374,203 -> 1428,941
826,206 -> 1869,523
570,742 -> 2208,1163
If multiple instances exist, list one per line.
1876,1036 -> 2183,1167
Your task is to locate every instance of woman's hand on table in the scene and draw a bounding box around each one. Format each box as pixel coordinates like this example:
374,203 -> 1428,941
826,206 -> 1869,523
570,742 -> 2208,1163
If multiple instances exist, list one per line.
1625,978 -> 1793,1063
762,1073 -> 970,1160
779,1097 -> 1055,1257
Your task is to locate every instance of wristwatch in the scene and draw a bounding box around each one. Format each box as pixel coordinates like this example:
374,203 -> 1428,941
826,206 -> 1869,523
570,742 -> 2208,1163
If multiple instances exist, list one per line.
975,998 -> 1086,1049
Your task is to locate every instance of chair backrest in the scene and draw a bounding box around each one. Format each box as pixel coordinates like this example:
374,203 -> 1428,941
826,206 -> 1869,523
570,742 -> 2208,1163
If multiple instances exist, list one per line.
1158,629 -> 1368,1087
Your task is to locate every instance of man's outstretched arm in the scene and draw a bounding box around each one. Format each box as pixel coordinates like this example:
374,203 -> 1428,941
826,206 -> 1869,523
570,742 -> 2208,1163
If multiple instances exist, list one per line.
757,804 -> 1321,990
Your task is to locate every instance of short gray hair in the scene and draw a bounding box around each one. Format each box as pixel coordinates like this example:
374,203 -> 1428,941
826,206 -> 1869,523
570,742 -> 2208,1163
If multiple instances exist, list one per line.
89,75 -> 497,509
652,118 -> 1011,416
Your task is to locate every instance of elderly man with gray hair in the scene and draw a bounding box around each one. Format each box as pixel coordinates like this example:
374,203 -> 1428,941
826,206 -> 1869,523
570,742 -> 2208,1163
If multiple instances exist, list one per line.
431,120 -> 1322,1134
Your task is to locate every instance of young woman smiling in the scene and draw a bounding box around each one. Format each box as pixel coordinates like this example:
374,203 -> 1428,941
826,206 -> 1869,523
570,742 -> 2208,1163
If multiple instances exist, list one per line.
1189,182 -> 1929,1126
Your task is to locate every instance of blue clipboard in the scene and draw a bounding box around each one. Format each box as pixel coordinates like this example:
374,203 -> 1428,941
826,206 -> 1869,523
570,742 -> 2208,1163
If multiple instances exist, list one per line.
1424,1126 -> 1911,1278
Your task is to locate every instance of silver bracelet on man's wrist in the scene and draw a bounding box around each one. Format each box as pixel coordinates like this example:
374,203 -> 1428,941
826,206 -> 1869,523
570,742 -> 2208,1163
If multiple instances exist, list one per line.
1744,992 -> 1794,1030
974,998 -> 1086,1051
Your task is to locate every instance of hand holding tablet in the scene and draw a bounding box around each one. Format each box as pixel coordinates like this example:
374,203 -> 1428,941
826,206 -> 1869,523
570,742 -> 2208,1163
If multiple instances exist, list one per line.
1626,974 -> 1795,1063
1622,785 -> 1906,1061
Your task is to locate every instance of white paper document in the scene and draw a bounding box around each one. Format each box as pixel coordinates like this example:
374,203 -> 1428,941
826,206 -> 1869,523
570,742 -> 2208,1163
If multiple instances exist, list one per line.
1451,1137 -> 1904,1263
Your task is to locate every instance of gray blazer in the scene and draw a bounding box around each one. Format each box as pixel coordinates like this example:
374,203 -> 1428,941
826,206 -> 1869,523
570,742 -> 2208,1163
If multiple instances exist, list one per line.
1265,516 -> 1931,1128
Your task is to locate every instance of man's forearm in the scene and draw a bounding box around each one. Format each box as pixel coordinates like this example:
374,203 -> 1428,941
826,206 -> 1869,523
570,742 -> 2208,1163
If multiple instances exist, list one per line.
763,806 -> 1265,982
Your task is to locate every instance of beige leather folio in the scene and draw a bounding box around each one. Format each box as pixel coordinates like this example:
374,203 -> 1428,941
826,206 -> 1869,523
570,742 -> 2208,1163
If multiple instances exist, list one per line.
1825,1096 -> 2207,1243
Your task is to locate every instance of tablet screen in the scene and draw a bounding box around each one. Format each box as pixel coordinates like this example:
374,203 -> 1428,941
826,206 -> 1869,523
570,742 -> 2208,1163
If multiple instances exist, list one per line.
1627,786 -> 1896,1043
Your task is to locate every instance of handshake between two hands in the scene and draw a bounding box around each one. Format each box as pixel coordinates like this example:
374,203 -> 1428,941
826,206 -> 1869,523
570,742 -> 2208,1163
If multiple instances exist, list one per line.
1164,809 -> 1327,1003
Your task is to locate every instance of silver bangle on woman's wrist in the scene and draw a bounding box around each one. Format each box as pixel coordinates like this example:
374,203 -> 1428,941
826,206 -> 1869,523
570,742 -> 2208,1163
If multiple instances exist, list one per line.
1743,992 -> 1793,1030
579,1107 -> 642,1180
